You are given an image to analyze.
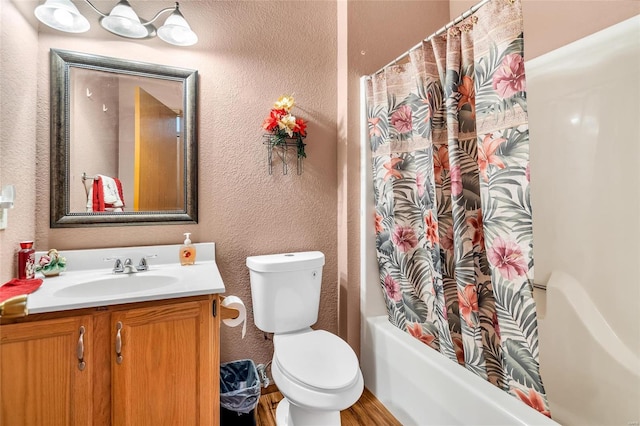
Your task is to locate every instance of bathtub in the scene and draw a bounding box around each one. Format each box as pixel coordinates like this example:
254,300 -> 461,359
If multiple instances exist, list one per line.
360,316 -> 558,425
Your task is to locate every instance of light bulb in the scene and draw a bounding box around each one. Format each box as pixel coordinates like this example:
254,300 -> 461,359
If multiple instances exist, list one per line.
53,8 -> 73,27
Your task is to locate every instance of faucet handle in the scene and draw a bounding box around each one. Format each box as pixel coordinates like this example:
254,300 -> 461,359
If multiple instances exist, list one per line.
136,254 -> 157,272
104,257 -> 124,273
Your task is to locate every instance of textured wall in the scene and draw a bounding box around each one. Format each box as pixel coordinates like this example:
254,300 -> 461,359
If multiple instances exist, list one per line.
4,1 -> 337,366
0,0 -> 39,281
338,0 -> 450,355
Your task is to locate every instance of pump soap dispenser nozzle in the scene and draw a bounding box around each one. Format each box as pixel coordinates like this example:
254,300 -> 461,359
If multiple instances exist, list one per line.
179,232 -> 196,265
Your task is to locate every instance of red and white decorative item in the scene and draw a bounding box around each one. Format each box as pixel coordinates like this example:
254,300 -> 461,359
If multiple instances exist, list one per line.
17,241 -> 35,280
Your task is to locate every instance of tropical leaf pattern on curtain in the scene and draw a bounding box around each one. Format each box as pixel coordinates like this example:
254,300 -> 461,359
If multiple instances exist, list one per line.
365,0 -> 550,417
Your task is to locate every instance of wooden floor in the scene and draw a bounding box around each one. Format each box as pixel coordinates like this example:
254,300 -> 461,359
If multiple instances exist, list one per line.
255,387 -> 401,426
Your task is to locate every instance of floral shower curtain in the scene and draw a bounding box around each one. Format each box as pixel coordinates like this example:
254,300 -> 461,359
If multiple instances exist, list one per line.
366,0 -> 550,417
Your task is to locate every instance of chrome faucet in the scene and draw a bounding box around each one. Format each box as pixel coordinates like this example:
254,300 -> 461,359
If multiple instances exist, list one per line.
105,255 -> 157,274
123,258 -> 137,274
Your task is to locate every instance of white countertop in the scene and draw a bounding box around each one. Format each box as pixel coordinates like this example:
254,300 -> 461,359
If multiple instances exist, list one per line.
27,242 -> 226,314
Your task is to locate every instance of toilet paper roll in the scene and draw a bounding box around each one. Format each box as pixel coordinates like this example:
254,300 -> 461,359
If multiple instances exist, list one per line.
221,295 -> 247,339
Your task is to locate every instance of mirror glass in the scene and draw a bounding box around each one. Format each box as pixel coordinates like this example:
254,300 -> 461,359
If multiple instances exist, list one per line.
50,49 -> 198,227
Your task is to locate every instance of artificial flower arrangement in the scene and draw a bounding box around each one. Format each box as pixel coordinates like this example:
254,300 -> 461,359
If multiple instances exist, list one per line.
262,95 -> 308,158
36,248 -> 66,277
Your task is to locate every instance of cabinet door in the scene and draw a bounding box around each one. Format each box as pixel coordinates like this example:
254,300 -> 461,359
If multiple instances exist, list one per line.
111,299 -> 215,426
0,315 -> 93,426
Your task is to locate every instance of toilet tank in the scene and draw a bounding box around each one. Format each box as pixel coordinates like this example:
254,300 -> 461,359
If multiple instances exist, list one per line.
246,251 -> 325,333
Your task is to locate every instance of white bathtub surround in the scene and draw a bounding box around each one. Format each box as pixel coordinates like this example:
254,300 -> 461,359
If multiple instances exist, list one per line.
538,271 -> 640,425
362,0 -> 550,418
527,14 -> 640,426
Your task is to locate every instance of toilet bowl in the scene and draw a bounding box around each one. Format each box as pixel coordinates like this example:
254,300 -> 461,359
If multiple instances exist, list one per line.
246,251 -> 364,425
271,329 -> 364,425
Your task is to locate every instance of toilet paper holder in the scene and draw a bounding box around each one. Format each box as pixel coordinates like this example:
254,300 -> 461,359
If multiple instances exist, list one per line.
219,295 -> 240,320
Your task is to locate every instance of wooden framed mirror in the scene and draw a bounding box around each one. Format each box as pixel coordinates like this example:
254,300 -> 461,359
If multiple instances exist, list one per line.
50,49 -> 198,227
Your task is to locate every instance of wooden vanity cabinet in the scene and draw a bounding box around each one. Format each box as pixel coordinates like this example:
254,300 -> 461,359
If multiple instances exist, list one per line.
0,315 -> 93,426
111,299 -> 216,426
0,295 -> 220,426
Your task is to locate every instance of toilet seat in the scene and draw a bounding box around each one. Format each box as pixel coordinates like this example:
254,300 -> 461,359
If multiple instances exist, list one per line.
274,330 -> 360,391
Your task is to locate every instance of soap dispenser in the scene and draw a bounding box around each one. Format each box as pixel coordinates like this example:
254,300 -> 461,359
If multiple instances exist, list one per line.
179,232 -> 196,266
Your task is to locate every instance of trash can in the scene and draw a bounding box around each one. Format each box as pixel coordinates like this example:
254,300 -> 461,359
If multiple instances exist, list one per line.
220,359 -> 261,426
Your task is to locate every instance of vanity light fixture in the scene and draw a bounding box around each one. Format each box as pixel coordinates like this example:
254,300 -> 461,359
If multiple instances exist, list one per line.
34,0 -> 198,46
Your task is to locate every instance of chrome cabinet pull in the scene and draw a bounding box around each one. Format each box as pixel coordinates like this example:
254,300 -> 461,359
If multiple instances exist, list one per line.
77,326 -> 86,371
115,321 -> 123,365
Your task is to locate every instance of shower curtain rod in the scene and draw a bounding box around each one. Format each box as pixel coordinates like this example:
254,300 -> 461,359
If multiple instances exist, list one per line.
369,0 -> 491,77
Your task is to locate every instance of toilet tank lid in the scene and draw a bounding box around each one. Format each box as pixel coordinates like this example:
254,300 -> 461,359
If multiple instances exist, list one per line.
246,251 -> 325,272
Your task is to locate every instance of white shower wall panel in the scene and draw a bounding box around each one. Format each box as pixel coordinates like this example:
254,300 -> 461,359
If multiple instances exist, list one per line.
527,15 -> 640,425
528,15 -> 640,354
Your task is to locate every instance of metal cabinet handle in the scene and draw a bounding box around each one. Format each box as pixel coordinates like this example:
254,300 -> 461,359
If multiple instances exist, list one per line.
77,326 -> 86,371
115,321 -> 123,365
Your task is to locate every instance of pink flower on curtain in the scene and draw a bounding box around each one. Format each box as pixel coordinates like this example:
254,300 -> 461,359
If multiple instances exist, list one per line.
487,236 -> 528,279
457,75 -> 476,118
416,172 -> 426,197
384,275 -> 402,302
433,145 -> 450,184
383,157 -> 403,181
492,53 -> 526,98
513,388 -> 551,418
374,213 -> 384,234
478,133 -> 507,182
390,105 -> 413,134
391,225 -> 418,252
467,210 -> 485,250
424,211 -> 439,246
450,165 -> 463,196
459,284 -> 479,328
368,117 -> 382,137
440,226 -> 455,252
407,322 -> 436,347
526,163 -> 531,182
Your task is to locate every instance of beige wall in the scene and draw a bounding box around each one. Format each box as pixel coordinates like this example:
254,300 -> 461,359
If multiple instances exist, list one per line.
2,0 -> 338,366
338,0 -> 450,355
0,0 -> 39,281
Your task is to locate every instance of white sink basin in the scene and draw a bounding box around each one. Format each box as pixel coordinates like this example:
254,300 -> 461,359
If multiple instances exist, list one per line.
53,274 -> 178,298
26,243 -> 226,314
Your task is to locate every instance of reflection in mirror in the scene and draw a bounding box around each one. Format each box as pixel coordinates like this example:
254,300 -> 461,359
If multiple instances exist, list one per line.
50,49 -> 198,227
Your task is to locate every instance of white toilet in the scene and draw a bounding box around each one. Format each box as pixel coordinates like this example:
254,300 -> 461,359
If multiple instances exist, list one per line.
246,251 -> 363,426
